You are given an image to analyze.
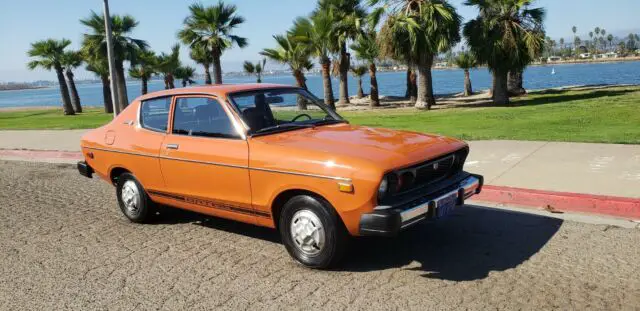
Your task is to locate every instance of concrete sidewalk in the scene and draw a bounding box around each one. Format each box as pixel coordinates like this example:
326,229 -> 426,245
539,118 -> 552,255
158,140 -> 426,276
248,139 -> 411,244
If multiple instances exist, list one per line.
467,141 -> 640,198
1,130 -> 639,199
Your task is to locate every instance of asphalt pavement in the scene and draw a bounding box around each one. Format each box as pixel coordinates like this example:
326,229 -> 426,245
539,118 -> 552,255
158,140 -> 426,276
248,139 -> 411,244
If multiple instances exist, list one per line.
1,161 -> 638,310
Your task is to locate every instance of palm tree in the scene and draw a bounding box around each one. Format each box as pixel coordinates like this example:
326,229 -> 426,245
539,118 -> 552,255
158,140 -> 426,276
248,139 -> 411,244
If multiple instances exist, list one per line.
378,14 -> 416,103
156,44 -> 181,89
61,51 -> 83,113
27,39 -> 75,115
260,34 -> 314,109
375,0 -> 461,109
178,2 -> 247,84
350,65 -> 367,98
80,11 -> 148,112
128,49 -> 156,95
350,25 -> 380,107
589,31 -> 595,52
290,11 -> 337,109
607,34 -> 614,50
316,0 -> 367,105
243,59 -> 266,83
559,38 -> 565,52
85,58 -> 113,114
463,0 -> 546,105
189,44 -> 213,85
174,66 -> 196,87
453,51 -> 477,96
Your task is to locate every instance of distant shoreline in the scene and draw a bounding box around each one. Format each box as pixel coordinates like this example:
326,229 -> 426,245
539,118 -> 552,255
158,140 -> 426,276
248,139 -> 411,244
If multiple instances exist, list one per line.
0,86 -> 48,92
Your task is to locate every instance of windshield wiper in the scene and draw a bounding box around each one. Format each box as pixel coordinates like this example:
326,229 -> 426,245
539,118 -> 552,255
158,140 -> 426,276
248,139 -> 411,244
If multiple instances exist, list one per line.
310,119 -> 348,126
252,123 -> 314,135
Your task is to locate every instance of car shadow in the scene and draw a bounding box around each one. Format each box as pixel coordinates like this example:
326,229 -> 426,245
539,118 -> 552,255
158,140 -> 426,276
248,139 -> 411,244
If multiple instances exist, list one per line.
339,205 -> 562,281
150,204 -> 561,281
152,205 -> 281,244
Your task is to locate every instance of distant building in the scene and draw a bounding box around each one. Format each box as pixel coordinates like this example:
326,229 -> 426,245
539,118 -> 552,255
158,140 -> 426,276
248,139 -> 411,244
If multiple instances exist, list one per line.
579,53 -> 591,59
603,52 -> 618,58
434,62 -> 448,68
547,56 -> 562,62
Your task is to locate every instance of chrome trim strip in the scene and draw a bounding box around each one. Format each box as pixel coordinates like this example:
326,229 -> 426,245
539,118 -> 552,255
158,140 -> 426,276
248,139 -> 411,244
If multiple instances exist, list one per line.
156,155 -> 248,169
83,146 -> 351,181
84,146 -> 157,159
250,167 -> 352,182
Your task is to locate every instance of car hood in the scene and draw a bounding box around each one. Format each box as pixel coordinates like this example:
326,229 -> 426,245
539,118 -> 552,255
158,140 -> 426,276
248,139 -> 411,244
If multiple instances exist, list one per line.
251,123 -> 467,174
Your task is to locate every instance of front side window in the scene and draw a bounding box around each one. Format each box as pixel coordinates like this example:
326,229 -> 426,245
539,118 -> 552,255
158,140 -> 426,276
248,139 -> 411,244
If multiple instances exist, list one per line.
229,88 -> 345,135
140,97 -> 171,132
172,97 -> 239,139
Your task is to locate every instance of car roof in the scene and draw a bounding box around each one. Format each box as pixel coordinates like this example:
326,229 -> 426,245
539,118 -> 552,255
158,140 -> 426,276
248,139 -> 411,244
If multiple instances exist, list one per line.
136,83 -> 298,102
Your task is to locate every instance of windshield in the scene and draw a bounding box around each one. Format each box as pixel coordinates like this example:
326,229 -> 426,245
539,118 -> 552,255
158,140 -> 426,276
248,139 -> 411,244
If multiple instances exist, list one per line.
228,88 -> 345,135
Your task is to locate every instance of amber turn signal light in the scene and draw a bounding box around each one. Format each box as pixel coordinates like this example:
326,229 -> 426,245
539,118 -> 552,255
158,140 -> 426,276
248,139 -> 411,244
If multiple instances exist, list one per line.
337,182 -> 353,193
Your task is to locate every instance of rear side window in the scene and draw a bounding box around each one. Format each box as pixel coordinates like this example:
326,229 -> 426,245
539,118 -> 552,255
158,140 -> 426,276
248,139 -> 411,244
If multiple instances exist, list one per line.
140,97 -> 171,132
173,97 -> 239,139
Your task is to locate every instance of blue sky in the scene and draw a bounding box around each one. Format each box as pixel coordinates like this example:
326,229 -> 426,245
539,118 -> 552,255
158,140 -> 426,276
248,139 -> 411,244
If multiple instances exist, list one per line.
1,0 -> 639,82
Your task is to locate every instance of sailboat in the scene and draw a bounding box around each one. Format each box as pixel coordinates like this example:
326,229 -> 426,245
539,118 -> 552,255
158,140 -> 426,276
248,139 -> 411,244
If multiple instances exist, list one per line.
551,68 -> 556,75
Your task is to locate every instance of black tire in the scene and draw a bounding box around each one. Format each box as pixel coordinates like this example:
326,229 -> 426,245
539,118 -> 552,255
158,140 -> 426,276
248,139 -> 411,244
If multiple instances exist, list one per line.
115,173 -> 154,223
279,195 -> 349,269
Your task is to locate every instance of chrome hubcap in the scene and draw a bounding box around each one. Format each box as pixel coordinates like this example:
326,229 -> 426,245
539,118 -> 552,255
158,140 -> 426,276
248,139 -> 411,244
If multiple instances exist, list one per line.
121,180 -> 140,215
290,210 -> 325,256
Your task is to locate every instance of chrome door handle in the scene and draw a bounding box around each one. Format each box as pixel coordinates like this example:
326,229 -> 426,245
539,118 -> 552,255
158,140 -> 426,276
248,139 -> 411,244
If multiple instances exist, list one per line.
166,144 -> 179,150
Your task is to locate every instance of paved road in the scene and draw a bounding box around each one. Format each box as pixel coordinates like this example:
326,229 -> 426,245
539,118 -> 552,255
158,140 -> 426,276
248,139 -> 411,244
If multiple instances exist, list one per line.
1,161 -> 639,310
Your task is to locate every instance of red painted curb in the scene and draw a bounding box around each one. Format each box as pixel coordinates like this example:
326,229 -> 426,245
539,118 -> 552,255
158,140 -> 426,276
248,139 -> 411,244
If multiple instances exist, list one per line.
0,149 -> 83,161
473,185 -> 640,220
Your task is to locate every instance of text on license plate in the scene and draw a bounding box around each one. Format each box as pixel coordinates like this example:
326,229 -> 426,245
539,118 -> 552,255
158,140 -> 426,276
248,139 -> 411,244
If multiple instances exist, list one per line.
435,192 -> 457,218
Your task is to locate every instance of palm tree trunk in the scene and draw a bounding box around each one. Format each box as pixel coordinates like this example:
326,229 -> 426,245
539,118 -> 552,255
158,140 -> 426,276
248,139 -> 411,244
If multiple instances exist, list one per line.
167,73 -> 175,89
293,70 -> 308,110
204,64 -> 212,85
65,69 -> 82,113
369,63 -> 379,108
320,57 -> 335,109
115,60 -> 128,111
493,69 -> 510,105
141,76 -> 148,95
101,75 -> 113,114
338,45 -> 350,105
356,78 -> 364,98
507,69 -> 526,96
463,69 -> 472,96
55,66 -> 74,115
407,68 -> 417,104
212,49 -> 223,84
415,57 -> 435,109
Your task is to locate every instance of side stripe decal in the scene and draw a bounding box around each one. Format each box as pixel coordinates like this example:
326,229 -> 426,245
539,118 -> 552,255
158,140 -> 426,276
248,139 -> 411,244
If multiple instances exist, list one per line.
147,190 -> 271,218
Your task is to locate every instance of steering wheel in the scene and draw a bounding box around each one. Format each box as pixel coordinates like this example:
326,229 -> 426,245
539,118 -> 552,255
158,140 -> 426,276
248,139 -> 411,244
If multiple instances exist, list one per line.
291,113 -> 312,122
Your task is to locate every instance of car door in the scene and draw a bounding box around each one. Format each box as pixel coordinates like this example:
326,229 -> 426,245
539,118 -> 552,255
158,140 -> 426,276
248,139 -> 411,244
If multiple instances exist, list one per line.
157,95 -> 258,224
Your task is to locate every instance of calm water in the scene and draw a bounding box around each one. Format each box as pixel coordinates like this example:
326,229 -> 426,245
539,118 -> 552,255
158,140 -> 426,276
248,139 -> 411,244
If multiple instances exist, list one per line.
2,61 -> 640,109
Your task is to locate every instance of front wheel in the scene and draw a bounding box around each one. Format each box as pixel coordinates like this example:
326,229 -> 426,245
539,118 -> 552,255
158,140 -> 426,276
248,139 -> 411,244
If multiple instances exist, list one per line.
115,173 -> 154,223
279,195 -> 348,269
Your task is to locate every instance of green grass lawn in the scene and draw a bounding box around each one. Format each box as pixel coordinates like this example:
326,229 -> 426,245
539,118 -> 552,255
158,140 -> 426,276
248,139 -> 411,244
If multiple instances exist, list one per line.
1,86 -> 639,144
342,86 -> 640,144
0,108 -> 112,130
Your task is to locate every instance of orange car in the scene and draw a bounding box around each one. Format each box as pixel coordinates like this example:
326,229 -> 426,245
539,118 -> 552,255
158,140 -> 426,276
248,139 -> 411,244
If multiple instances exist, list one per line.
78,84 -> 482,268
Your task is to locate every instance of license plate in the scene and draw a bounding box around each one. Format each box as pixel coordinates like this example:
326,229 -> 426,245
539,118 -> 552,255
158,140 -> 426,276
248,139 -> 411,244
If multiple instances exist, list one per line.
435,192 -> 457,218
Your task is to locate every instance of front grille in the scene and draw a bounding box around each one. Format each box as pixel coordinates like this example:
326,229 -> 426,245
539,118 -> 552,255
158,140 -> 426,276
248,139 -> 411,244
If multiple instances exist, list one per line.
389,147 -> 469,196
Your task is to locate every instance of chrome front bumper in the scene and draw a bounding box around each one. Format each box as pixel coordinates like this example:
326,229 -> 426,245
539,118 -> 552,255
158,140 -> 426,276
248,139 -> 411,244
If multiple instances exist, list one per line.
359,174 -> 483,236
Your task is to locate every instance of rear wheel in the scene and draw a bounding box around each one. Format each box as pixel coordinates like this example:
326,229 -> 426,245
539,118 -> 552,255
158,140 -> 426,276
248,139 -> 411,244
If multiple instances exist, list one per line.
115,173 -> 154,223
279,195 -> 348,269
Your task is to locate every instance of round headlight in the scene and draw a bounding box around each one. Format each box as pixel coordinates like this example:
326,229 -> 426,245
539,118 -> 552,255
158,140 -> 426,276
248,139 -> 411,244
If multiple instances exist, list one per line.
378,177 -> 389,199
